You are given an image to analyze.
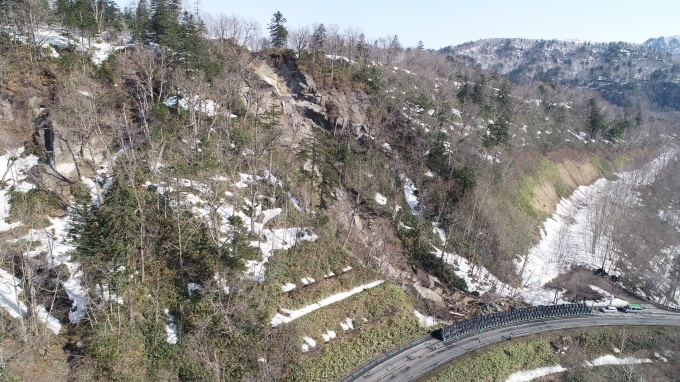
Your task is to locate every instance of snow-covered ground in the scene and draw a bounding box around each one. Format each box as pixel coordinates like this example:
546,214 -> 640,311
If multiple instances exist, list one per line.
517,149 -> 677,305
0,148 -> 39,231
400,175 -> 419,215
0,149 -> 65,333
158,171 -> 317,282
165,309 -> 179,344
163,94 -> 229,117
586,354 -> 652,366
588,285 -> 629,307
433,247 -> 513,296
271,280 -> 384,327
374,193 -> 387,206
0,146 -> 129,333
505,365 -> 567,382
6,28 -> 131,66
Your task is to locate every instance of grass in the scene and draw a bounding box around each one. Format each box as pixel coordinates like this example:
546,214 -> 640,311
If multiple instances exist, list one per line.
9,188 -> 66,228
426,339 -> 558,382
283,283 -> 426,381
280,267 -> 382,311
289,310 -> 425,381
286,283 -> 414,340
590,155 -> 615,179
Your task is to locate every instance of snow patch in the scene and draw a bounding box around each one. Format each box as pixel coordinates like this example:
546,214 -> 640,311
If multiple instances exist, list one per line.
322,330 -> 337,342
374,193 -> 387,206
505,365 -> 567,382
401,175 -> 419,215
518,149 -> 677,305
586,355 -> 652,367
271,280 -> 384,327
165,309 -> 178,344
340,317 -> 354,331
187,283 -> 203,295
0,148 -> 40,232
301,336 -> 317,352
300,277 -> 316,285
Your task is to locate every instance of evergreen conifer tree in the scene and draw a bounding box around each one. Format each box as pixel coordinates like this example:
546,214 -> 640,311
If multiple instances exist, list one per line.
150,0 -> 181,45
311,23 -> 326,51
76,180 -> 141,290
268,11 -> 288,49
133,0 -> 149,41
587,97 -> 606,138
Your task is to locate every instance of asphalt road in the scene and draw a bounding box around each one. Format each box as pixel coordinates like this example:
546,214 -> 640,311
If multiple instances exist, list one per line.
344,309 -> 680,382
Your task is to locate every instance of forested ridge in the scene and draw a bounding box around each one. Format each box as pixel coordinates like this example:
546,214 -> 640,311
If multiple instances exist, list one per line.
0,1 -> 678,381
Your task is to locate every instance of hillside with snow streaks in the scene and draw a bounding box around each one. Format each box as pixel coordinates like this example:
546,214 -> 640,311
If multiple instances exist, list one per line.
0,148 -> 39,231
163,172 -> 317,282
518,149 -> 677,305
0,149 -> 67,333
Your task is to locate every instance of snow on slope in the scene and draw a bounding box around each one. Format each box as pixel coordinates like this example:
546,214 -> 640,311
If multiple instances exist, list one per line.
0,148 -> 39,231
28,29 -> 130,65
159,171 -> 316,282
0,148 -> 63,333
434,247 -> 513,296
505,365 -> 567,382
401,175 -> 419,215
518,149 -> 677,305
270,280 -> 384,327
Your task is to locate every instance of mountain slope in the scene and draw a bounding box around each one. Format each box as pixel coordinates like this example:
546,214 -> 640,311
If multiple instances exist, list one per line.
644,36 -> 680,57
445,38 -> 680,111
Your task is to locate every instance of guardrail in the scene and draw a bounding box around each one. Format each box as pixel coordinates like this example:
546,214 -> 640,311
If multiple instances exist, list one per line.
339,335 -> 431,382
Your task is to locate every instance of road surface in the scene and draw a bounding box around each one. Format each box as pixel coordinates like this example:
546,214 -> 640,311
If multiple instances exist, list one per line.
343,309 -> 680,382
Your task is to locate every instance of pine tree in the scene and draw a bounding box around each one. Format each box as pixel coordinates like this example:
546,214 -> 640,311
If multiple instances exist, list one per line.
311,23 -> 326,51
356,32 -> 367,63
150,0 -> 181,45
416,40 -> 424,50
587,97 -> 606,138
483,120 -> 509,147
76,180 -> 141,290
55,0 -> 98,36
268,11 -> 288,49
133,0 -> 149,41
388,34 -> 402,54
427,132 -> 450,177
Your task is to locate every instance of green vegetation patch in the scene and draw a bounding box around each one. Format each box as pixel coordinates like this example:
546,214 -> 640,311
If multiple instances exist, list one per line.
590,156 -> 615,179
512,175 -> 541,219
281,267 -> 381,311
9,188 -> 66,227
511,157 -> 561,221
575,326 -> 679,357
289,309 -> 425,381
426,339 -> 558,382
287,283 -> 414,339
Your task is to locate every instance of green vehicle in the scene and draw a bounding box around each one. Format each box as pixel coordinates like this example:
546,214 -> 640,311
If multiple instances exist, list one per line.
623,303 -> 642,313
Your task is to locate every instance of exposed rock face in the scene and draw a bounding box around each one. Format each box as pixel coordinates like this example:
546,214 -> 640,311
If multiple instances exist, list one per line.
411,282 -> 443,303
274,55 -> 370,137
0,98 -> 15,122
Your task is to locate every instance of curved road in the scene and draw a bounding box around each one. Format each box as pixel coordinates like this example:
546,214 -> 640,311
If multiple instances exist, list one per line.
344,309 -> 680,382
